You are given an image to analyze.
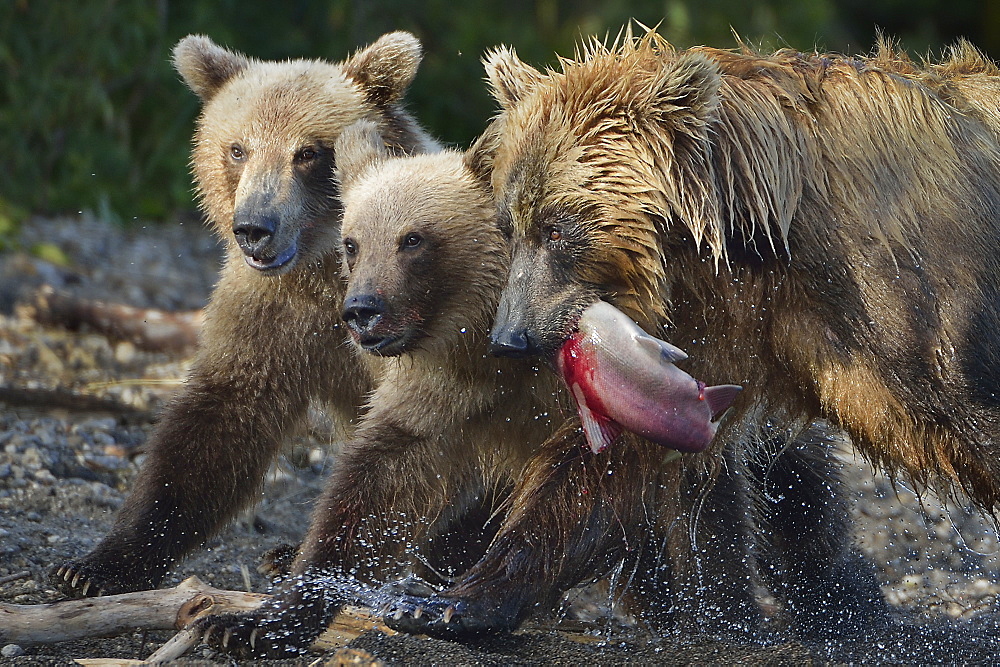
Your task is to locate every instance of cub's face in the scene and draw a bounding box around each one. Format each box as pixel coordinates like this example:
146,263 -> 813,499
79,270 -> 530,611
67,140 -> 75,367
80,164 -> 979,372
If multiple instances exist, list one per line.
194,77 -> 350,274
172,33 -> 425,276
337,150 -> 501,357
339,202 -> 442,357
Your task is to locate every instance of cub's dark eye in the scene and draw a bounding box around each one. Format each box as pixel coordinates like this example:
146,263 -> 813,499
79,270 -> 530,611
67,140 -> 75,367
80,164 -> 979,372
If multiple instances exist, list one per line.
296,146 -> 318,163
546,226 -> 563,242
402,232 -> 422,249
229,144 -> 245,161
343,238 -> 358,256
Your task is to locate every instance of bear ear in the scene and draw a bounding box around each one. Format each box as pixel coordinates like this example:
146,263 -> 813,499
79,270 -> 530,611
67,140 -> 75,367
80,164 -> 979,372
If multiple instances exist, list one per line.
335,120 -> 390,191
342,31 -> 422,107
483,46 -> 544,109
644,51 -> 722,125
172,35 -> 251,102
463,128 -> 497,188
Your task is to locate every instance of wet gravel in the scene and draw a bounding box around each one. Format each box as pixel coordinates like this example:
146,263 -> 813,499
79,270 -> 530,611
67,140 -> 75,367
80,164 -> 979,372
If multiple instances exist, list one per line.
0,215 -> 999,664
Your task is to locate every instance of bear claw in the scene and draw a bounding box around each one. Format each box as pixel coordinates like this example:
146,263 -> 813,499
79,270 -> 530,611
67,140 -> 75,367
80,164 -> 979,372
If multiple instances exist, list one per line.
51,564 -> 109,598
385,594 -> 493,638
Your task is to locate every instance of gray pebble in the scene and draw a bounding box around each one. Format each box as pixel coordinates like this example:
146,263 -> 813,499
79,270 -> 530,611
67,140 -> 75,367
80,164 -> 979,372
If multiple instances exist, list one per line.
32,469 -> 56,485
1,644 -> 25,657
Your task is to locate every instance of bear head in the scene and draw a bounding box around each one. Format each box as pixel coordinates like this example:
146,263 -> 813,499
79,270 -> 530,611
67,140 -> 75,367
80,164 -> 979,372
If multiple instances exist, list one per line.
173,32 -> 434,275
333,120 -> 504,357
478,32 -> 728,361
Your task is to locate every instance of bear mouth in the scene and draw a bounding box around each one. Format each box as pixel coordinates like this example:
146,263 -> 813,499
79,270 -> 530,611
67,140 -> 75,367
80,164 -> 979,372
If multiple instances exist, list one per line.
359,334 -> 407,356
245,240 -> 299,273
351,331 -> 412,357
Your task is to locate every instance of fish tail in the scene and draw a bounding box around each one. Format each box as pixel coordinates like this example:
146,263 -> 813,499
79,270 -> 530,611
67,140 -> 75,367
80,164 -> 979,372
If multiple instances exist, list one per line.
703,384 -> 742,420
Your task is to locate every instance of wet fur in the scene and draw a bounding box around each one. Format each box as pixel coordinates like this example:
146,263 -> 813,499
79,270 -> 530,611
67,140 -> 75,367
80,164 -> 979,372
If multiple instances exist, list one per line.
484,32 -> 1000,507
388,31 -> 1000,640
52,33 -> 438,598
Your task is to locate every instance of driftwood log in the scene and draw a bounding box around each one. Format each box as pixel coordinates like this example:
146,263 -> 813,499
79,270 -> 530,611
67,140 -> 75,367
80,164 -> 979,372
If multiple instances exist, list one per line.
0,576 -> 393,661
25,285 -> 204,353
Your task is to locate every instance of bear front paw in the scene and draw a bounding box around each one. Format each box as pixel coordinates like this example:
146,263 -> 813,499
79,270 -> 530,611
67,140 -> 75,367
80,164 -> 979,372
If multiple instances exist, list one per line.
256,542 -> 299,580
50,557 -> 162,598
385,593 -> 512,639
195,611 -> 311,659
51,562 -> 111,598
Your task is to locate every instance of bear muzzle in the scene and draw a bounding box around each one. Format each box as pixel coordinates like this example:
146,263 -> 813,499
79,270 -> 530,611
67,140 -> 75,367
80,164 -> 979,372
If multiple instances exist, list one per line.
233,213 -> 299,272
343,293 -> 407,354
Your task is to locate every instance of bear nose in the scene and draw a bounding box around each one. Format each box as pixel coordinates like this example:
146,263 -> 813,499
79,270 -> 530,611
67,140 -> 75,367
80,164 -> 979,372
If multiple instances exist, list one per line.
488,327 -> 539,358
232,215 -> 277,258
343,294 -> 386,334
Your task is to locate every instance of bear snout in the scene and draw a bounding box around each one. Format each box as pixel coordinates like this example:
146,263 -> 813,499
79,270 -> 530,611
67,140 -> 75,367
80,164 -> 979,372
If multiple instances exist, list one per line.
232,213 -> 300,272
233,214 -> 277,257
488,324 -> 544,359
343,293 -> 387,337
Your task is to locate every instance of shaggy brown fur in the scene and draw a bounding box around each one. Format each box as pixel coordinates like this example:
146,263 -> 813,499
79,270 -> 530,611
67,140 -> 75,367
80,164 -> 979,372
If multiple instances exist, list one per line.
52,33 -> 438,598
192,121 -> 568,657
487,30 -> 1000,504
392,30 -> 1000,640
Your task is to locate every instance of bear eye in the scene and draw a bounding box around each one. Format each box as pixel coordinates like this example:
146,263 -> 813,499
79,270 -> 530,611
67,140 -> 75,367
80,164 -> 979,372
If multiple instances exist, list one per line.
343,238 -> 358,256
402,232 -> 423,249
229,144 -> 245,161
546,226 -> 563,242
295,146 -> 318,163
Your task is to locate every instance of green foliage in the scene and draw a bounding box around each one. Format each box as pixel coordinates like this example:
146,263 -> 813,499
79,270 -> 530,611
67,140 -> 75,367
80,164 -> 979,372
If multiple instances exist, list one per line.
0,0 -> 996,222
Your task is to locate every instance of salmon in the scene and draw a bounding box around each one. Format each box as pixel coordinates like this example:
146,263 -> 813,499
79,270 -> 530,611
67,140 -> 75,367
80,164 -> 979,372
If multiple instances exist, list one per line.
556,300 -> 741,454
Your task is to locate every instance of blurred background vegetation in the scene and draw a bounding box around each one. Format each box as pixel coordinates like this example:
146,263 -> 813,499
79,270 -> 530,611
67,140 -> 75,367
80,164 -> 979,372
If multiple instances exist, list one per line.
1,0 -> 998,224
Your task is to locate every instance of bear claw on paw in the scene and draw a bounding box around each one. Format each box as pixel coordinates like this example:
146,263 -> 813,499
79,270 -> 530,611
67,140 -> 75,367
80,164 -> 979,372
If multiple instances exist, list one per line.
51,564 -> 109,598
195,612 -> 309,659
385,595 -> 496,638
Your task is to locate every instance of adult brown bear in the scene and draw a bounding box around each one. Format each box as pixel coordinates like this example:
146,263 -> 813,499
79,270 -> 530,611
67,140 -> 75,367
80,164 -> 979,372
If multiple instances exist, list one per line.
53,32 -> 439,598
388,30 -> 1000,641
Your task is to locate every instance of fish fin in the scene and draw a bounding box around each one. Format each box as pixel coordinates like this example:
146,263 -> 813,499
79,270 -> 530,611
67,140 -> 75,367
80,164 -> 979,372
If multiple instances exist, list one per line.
703,384 -> 742,420
636,334 -> 688,363
572,383 -> 621,454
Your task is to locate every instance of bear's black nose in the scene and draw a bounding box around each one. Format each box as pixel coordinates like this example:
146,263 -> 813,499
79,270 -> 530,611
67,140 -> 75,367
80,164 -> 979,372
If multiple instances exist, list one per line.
489,327 -> 539,358
233,215 -> 277,258
343,294 -> 386,334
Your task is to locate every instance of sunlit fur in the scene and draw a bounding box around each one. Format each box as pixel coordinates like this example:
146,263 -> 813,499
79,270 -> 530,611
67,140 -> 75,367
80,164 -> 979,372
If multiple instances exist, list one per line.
190,122 -> 569,658
484,28 -> 1000,509
52,33 -> 438,600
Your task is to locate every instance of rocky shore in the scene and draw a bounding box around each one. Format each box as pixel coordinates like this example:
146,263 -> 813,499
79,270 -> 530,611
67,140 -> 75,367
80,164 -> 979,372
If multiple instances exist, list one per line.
1,215 -> 998,664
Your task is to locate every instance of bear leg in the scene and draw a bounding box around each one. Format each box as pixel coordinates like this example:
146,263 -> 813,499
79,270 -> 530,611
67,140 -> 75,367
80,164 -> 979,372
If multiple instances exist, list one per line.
755,426 -> 889,637
385,423 -> 676,638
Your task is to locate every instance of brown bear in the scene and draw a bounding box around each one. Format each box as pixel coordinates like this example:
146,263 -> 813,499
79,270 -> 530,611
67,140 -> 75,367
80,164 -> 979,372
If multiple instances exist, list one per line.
387,31 -> 1000,641
52,32 -> 439,598
192,120 -> 571,657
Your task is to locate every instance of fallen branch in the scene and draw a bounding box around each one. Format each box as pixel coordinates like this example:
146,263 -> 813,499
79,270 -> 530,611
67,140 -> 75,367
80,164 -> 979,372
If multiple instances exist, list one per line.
0,386 -> 153,421
0,576 -> 392,660
0,570 -> 32,586
25,285 -> 203,353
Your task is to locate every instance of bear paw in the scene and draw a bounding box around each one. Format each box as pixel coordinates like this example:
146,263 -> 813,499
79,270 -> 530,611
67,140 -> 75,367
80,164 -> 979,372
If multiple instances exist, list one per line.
51,557 -> 162,598
195,611 -> 311,659
385,594 -> 511,639
256,542 -> 299,580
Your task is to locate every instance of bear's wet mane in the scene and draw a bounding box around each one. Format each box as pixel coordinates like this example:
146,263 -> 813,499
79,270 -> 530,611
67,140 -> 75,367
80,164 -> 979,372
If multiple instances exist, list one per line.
501,29 -> 1000,270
